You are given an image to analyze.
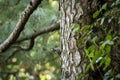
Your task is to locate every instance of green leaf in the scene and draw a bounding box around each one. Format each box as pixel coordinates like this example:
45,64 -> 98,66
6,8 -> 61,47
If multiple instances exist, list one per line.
93,51 -> 102,63
101,3 -> 107,10
85,49 -> 89,56
87,45 -> 95,57
108,17 -> 113,23
116,0 -> 120,5
100,40 -> 114,50
77,38 -> 83,45
98,58 -> 104,68
96,57 -> 103,64
100,18 -> 105,25
105,45 -> 111,54
93,10 -> 99,18
80,25 -> 92,31
115,74 -> 120,79
104,40 -> 114,45
86,64 -> 91,72
89,50 -> 94,57
104,11 -> 109,16
111,3 -> 115,7
106,34 -> 112,40
88,45 -> 95,52
72,24 -> 80,32
103,69 -> 112,80
77,73 -> 85,80
92,36 -> 99,42
103,56 -> 111,70
100,44 -> 105,50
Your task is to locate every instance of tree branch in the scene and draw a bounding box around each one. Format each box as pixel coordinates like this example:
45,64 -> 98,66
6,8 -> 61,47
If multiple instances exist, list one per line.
0,22 -> 60,61
15,22 -> 60,43
13,38 -> 35,51
0,0 -> 42,53
1,22 -> 60,61
1,38 -> 35,63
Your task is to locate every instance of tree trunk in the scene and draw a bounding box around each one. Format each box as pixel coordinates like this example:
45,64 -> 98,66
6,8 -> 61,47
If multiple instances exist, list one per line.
60,0 -> 86,80
60,0 -> 120,79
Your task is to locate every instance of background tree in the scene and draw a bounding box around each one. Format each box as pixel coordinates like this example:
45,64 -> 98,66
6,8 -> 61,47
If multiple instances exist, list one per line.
0,0 -> 61,80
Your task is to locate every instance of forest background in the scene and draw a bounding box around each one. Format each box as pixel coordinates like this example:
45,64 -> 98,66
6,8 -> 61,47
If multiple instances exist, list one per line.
0,0 -> 120,80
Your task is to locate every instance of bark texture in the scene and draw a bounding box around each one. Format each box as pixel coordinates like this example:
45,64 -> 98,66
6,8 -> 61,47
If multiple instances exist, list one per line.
60,0 -> 86,80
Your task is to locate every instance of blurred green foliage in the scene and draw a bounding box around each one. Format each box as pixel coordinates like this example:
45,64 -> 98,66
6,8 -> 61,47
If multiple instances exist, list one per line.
75,0 -> 120,79
0,0 -> 60,80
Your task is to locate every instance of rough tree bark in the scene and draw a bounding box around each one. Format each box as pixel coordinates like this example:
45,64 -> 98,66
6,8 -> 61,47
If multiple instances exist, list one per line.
60,0 -> 86,80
